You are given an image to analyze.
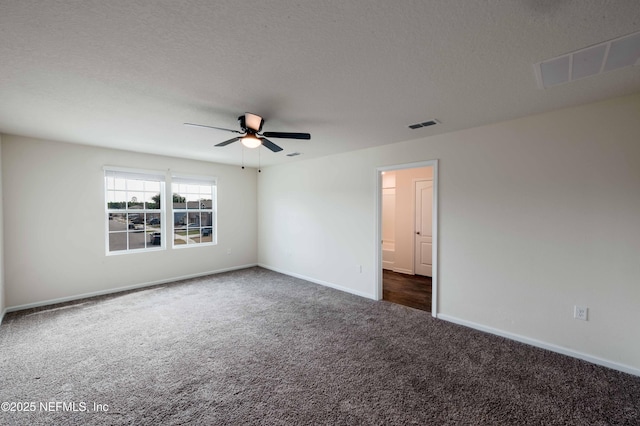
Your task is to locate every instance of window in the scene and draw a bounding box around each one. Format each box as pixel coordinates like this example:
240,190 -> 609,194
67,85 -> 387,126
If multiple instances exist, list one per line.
171,175 -> 217,247
105,169 -> 165,254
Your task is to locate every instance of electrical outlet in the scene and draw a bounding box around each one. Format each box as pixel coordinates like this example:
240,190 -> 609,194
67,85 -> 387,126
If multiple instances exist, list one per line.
226,248 -> 231,255
574,306 -> 588,321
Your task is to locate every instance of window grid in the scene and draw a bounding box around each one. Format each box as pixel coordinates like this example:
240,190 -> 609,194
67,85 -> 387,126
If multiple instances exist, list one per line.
172,179 -> 217,247
105,171 -> 165,254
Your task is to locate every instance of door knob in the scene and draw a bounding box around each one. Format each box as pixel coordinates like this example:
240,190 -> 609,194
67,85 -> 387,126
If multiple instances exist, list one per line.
416,231 -> 421,235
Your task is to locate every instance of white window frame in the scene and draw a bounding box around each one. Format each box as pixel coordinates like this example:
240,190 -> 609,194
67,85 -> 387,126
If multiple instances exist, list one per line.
104,166 -> 166,255
171,174 -> 217,248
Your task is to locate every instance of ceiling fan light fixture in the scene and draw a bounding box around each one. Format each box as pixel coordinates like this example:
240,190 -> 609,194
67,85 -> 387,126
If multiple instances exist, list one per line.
241,134 -> 262,148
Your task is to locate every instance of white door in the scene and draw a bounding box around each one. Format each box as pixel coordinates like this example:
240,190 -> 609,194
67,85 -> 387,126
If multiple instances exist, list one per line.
414,180 -> 433,276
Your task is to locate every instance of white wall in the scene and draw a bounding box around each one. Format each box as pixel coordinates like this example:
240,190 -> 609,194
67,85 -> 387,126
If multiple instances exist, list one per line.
2,135 -> 258,309
258,152 -> 376,298
258,93 -> 640,373
0,134 -> 5,322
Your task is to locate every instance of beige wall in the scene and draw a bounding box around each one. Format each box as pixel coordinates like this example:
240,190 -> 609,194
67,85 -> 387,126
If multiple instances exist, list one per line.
381,173 -> 395,250
381,167 -> 432,274
2,135 -> 258,308
258,93 -> 640,373
393,167 -> 432,274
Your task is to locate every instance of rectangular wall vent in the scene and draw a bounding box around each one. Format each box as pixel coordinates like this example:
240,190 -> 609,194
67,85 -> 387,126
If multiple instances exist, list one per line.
408,119 -> 439,129
535,30 -> 640,89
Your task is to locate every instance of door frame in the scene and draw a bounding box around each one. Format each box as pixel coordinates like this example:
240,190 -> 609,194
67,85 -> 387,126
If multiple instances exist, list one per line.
375,159 -> 439,317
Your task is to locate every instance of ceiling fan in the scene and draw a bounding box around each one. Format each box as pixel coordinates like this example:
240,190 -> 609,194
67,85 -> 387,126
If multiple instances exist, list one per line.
184,112 -> 310,152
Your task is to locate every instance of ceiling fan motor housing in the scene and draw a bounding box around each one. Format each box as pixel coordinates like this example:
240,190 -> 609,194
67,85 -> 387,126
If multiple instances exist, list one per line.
239,113 -> 264,133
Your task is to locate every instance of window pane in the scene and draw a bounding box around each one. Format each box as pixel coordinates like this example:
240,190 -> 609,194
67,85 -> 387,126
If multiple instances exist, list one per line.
172,192 -> 186,209
174,212 -> 187,228
113,177 -> 127,190
128,213 -> 144,226
201,227 -> 213,243
145,181 -> 160,192
187,212 -> 200,226
128,230 -> 147,250
109,213 -> 127,232
145,192 -> 161,209
187,227 -> 201,243
185,184 -> 199,194
127,179 -> 144,191
109,232 -> 127,252
127,192 -> 145,209
201,212 -> 212,226
146,213 -> 161,229
174,183 -> 186,194
148,231 -> 162,246
186,200 -> 200,209
107,191 -> 127,210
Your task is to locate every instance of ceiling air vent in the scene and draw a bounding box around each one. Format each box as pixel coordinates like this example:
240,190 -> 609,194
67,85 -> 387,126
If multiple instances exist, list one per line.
535,30 -> 640,89
408,119 -> 439,129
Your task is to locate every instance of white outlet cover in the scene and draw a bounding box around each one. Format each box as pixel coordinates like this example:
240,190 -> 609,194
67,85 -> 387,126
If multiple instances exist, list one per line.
574,306 -> 588,321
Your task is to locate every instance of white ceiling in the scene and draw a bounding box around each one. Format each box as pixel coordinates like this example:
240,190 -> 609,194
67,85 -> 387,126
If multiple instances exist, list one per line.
1,0 -> 639,167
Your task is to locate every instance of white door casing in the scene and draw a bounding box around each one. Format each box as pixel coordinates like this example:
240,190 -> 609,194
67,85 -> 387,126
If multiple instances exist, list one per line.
376,159 -> 438,318
414,180 -> 433,276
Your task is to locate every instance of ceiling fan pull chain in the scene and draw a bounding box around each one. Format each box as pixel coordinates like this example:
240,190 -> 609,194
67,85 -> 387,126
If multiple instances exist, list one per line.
258,147 -> 261,173
241,145 -> 245,170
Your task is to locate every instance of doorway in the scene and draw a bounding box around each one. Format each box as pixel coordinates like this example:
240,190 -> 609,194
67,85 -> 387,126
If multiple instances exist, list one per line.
376,160 -> 438,316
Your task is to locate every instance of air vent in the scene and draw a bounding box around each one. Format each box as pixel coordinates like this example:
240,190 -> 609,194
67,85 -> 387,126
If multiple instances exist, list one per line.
408,119 -> 439,129
535,30 -> 640,89
286,152 -> 302,157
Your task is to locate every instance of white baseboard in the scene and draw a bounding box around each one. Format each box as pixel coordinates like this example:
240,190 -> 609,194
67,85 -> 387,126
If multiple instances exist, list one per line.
0,307 -> 6,326
5,263 -> 258,313
437,313 -> 640,378
382,261 -> 394,270
393,267 -> 413,275
258,263 -> 376,300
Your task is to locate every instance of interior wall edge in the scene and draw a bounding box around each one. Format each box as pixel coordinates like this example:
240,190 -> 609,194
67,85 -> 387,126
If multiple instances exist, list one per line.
437,314 -> 640,378
0,133 -> 4,325
5,263 -> 258,314
258,263 -> 376,300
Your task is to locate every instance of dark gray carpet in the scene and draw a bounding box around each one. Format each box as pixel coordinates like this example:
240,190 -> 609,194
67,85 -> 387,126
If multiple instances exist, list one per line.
1,267 -> 639,425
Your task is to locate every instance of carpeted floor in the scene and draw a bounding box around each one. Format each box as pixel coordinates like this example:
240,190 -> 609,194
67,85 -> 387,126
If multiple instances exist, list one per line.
1,267 -> 639,425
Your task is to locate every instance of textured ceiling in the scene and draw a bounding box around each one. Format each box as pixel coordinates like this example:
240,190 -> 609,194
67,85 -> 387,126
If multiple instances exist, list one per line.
1,0 -> 639,167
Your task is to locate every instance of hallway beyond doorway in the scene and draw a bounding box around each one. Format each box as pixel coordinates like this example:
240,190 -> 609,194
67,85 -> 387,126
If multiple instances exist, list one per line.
382,270 -> 431,312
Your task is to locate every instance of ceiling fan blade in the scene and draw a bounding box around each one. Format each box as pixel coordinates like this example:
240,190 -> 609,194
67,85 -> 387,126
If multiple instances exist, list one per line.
260,138 -> 283,152
244,113 -> 264,132
215,137 -> 240,147
184,123 -> 242,134
262,131 -> 311,140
